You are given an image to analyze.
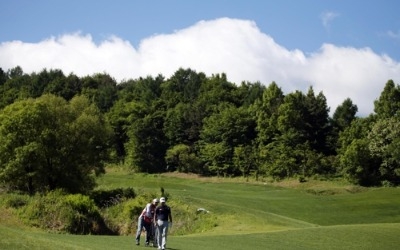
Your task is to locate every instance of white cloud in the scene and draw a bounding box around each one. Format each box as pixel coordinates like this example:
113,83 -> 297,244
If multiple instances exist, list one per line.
1,18 -> 400,116
320,11 -> 340,29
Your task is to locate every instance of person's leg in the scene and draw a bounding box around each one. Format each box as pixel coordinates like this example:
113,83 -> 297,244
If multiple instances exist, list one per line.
151,223 -> 156,247
156,221 -> 164,249
143,222 -> 151,245
161,221 -> 169,249
135,217 -> 143,245
154,223 -> 159,247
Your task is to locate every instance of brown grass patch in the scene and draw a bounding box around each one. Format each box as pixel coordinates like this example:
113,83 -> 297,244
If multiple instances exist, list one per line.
161,172 -> 361,194
0,207 -> 26,228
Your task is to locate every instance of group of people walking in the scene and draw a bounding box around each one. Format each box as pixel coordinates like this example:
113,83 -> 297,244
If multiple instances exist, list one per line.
135,197 -> 172,250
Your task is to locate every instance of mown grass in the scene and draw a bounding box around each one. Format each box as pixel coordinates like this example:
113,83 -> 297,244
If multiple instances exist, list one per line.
1,167 -> 400,249
1,222 -> 399,250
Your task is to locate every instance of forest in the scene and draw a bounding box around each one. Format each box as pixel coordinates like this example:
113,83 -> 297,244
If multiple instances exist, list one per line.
1,66 -> 399,194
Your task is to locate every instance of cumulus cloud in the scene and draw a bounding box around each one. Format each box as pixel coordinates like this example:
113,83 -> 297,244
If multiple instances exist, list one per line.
0,33 -> 139,80
1,17 -> 400,116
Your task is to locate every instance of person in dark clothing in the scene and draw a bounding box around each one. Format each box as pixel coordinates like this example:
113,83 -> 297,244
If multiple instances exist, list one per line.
154,197 -> 172,250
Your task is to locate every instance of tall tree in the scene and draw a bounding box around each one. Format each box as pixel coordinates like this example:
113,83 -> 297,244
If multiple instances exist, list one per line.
233,144 -> 256,178
81,73 -> 118,112
0,66 -> 31,108
165,144 -> 201,173
196,73 -> 237,115
304,87 -> 331,153
0,94 -> 111,194
339,138 -> 379,186
125,108 -> 168,173
7,66 -> 23,78
45,73 -> 82,100
106,99 -> 147,161
328,98 -> 358,153
332,98 -> 358,131
337,116 -> 379,185
117,75 -> 163,105
254,82 -> 284,146
336,117 -> 375,154
160,68 -> 204,108
374,80 -> 400,119
31,68 -> 66,98
368,117 -> 400,184
164,103 -> 192,145
233,81 -> 265,107
199,104 -> 256,176
0,67 -> 8,85
262,87 -> 331,178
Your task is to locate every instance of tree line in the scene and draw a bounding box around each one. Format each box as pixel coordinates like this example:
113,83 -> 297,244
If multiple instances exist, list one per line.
1,66 -> 399,194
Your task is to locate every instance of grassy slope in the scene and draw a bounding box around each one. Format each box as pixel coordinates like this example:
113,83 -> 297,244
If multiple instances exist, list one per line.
1,223 -> 399,250
1,169 -> 400,249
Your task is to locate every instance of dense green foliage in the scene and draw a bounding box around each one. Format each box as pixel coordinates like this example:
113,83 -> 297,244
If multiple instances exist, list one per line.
0,94 -> 112,194
12,190 -> 108,234
1,66 -> 400,193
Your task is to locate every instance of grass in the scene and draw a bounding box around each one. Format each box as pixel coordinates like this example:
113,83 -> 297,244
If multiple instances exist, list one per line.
1,222 -> 399,250
1,168 -> 400,249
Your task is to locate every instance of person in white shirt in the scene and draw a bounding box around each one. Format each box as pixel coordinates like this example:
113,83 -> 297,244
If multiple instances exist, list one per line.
135,198 -> 159,246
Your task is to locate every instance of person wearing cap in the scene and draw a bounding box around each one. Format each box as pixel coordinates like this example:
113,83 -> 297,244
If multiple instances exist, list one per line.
135,198 -> 159,246
154,197 -> 172,250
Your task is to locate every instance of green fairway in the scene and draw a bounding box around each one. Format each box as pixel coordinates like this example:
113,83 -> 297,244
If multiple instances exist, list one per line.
1,170 -> 400,249
1,223 -> 399,250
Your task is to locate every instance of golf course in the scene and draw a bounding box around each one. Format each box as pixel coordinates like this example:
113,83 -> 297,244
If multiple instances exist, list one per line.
1,168 -> 400,250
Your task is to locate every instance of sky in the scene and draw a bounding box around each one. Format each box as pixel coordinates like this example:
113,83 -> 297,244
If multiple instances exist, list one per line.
1,0 -> 400,116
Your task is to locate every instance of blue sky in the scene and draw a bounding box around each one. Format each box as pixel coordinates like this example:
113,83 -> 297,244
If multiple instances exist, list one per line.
1,0 -> 400,115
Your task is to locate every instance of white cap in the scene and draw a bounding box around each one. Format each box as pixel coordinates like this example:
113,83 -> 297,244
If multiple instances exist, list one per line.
160,197 -> 166,203
152,198 -> 159,203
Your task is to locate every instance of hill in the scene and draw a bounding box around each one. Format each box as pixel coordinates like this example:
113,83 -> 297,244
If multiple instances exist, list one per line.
1,169 -> 400,249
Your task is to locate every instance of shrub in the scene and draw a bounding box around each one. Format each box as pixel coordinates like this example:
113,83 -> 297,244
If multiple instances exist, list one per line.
18,190 -> 114,234
63,194 -> 105,234
381,180 -> 394,187
19,189 -> 66,230
2,193 -> 30,208
101,193 -> 154,235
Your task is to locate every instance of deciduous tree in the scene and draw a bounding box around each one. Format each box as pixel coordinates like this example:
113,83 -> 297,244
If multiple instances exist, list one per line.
0,94 -> 111,194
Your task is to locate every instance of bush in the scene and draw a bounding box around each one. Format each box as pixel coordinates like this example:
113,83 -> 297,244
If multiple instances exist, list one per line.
101,193 -> 155,235
2,193 -> 30,208
18,190 -> 114,234
381,180 -> 394,187
63,194 -> 105,234
19,190 -> 66,230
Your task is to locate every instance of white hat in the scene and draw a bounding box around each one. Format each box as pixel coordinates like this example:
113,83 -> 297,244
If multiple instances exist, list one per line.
152,198 -> 159,203
160,197 -> 166,203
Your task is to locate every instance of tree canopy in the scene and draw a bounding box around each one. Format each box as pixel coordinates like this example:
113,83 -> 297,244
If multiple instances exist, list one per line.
1,66 -> 399,191
0,94 -> 111,194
